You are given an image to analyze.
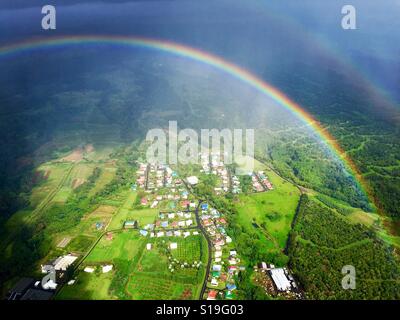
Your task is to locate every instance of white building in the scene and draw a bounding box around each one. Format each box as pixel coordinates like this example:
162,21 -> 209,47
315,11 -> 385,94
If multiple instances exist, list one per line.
270,268 -> 292,292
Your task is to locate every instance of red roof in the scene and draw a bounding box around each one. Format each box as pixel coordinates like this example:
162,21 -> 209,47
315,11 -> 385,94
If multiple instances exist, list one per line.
208,290 -> 218,299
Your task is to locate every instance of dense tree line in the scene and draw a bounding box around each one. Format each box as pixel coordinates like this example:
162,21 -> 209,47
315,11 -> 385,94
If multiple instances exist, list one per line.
288,195 -> 400,299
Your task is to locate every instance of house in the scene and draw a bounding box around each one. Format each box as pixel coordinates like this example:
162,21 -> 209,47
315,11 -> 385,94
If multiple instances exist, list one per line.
174,231 -> 182,237
170,242 -> 178,250
84,267 -> 95,273
141,198 -> 148,205
187,176 -> 199,185
168,213 -> 175,219
218,218 -> 227,224
228,266 -> 238,274
124,220 -> 137,229
146,243 -> 152,250
157,231 -> 164,237
178,221 -> 186,227
166,231 -> 173,237
185,219 -> 193,226
170,221 -> 178,228
183,231 -> 191,238
95,222 -> 104,230
201,203 -> 209,211
161,221 -> 169,228
211,278 -> 219,286
181,200 -> 190,208
211,271 -> 220,278
212,265 -> 222,272
225,291 -> 234,300
102,265 -> 113,273
226,283 -> 237,291
207,290 -> 218,300
151,200 -> 159,208
139,230 -> 148,237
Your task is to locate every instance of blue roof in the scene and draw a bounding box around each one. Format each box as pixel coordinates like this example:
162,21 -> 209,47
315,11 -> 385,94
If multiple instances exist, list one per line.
226,283 -> 237,290
201,203 -> 209,210
139,230 -> 148,236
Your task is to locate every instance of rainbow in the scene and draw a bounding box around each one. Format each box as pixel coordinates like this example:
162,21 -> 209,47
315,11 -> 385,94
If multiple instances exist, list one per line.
0,35 -> 372,202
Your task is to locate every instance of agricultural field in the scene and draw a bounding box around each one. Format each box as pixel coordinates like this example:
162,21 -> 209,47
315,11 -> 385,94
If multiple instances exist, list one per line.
127,235 -> 208,300
56,270 -> 115,300
57,231 -> 208,300
107,192 -> 159,230
234,167 -> 301,249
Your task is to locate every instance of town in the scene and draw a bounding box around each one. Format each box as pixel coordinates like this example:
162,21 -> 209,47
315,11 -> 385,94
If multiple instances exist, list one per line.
6,151 -> 301,301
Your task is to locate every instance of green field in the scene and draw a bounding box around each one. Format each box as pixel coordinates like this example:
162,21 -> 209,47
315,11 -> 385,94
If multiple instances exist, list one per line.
57,230 -> 208,300
235,167 -> 301,249
107,192 -> 158,230
127,235 -> 208,300
86,230 -> 143,263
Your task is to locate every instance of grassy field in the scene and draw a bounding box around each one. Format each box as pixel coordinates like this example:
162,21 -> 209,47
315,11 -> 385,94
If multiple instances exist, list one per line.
86,230 -> 143,263
57,231 -> 208,300
107,192 -> 159,230
56,270 -> 115,300
234,167 -> 300,249
127,235 -> 207,300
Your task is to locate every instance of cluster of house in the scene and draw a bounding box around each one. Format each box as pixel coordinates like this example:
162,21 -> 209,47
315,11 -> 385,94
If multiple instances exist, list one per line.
137,210 -> 199,239
146,163 -> 168,190
135,162 -> 194,211
199,203 -> 243,300
199,152 -> 230,195
231,174 -> 242,194
83,264 -> 113,274
212,153 -> 230,195
155,211 -> 195,229
134,162 -> 148,189
249,171 -> 274,192
254,262 -> 302,299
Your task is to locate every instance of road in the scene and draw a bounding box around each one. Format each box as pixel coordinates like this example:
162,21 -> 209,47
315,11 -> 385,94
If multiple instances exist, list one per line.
194,200 -> 212,300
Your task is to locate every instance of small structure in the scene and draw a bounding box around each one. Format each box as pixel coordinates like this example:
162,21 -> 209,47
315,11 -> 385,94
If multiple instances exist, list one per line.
207,290 -> 218,300
187,176 -> 199,185
124,220 -> 138,229
146,243 -> 152,250
170,242 -> 178,250
84,267 -> 95,273
102,265 -> 113,273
